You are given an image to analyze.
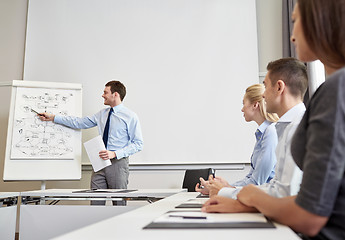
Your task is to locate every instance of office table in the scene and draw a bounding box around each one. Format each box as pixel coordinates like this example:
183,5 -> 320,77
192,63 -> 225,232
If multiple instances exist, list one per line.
20,188 -> 184,204
19,189 -> 185,240
53,192 -> 301,240
0,192 -> 19,240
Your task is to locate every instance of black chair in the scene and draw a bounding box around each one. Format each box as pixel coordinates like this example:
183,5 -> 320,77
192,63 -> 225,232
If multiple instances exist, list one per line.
182,168 -> 215,192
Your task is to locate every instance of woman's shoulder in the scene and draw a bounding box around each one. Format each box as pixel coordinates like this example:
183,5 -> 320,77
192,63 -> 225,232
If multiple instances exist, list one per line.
323,67 -> 345,89
262,121 -> 278,139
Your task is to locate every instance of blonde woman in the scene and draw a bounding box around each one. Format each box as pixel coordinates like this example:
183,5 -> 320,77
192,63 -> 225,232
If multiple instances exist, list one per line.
196,84 -> 279,195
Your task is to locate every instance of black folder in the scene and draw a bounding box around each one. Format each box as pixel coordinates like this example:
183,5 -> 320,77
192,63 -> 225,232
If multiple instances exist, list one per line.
143,210 -> 276,229
143,217 -> 275,229
196,193 -> 209,198
175,203 -> 203,208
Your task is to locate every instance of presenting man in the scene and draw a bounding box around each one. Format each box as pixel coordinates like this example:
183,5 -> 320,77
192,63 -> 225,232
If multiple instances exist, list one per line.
39,80 -> 143,205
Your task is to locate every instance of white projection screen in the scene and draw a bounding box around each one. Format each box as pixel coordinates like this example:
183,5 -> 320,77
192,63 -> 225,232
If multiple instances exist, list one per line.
24,0 -> 259,165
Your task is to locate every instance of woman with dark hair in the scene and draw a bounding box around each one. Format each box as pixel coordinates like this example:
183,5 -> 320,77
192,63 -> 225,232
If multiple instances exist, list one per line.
235,0 -> 345,239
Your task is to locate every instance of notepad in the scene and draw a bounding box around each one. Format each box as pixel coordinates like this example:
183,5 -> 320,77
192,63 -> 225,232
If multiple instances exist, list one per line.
185,198 -> 209,204
154,211 -> 267,223
83,135 -> 111,172
143,211 -> 275,229
154,212 -> 209,223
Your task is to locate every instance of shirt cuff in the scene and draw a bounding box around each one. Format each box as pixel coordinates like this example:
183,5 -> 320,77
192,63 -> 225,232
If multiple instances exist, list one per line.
53,115 -> 62,124
114,149 -> 124,160
218,187 -> 242,199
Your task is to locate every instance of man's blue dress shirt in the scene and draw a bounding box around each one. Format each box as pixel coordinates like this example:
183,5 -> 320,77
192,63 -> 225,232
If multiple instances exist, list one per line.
54,103 -> 143,159
231,120 -> 277,186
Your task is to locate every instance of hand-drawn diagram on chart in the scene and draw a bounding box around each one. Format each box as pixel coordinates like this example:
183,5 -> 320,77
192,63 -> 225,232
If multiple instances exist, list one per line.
11,87 -> 76,159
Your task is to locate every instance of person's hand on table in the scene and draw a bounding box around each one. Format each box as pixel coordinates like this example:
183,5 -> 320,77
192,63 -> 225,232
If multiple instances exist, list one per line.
195,177 -> 210,195
237,184 -> 264,207
208,175 -> 232,197
202,195 -> 257,213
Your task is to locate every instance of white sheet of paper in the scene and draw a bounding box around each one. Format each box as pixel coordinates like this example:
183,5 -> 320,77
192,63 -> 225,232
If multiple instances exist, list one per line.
153,211 -> 268,223
186,198 -> 209,204
83,135 -> 111,172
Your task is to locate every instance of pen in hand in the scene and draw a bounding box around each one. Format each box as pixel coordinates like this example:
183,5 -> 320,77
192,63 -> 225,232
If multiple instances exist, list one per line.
30,108 -> 44,116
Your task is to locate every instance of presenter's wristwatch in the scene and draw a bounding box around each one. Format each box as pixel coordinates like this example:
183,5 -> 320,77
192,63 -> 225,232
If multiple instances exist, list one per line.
110,152 -> 117,161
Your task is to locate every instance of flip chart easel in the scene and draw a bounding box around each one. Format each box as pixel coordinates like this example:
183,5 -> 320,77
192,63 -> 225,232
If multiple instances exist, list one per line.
2,80 -> 82,181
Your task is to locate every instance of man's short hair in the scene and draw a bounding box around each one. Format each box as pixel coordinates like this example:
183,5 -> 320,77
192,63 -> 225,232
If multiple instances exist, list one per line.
267,58 -> 308,99
105,80 -> 126,101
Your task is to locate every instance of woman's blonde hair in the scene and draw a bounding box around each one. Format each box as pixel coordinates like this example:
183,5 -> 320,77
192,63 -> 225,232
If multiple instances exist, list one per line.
244,84 -> 279,122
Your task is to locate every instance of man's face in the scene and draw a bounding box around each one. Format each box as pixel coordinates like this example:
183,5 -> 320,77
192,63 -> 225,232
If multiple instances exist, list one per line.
102,86 -> 116,106
263,73 -> 277,114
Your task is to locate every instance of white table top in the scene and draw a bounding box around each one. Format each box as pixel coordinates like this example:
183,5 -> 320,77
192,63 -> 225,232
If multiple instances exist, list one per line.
20,188 -> 185,198
0,192 -> 20,199
53,192 -> 300,240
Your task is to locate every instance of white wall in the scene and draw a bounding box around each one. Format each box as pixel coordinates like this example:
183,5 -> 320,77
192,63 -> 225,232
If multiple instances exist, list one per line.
0,0 -> 27,82
256,0 -> 283,81
0,0 -> 283,192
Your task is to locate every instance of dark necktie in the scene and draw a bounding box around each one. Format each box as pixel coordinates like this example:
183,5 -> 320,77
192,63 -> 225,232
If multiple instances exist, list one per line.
103,108 -> 113,148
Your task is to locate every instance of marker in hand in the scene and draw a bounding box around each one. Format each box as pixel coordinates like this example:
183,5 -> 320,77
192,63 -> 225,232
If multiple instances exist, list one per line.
30,108 -> 44,116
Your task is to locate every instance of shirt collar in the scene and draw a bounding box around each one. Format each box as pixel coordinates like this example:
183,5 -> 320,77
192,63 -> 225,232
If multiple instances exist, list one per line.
257,120 -> 271,134
111,103 -> 124,114
278,102 -> 306,123
255,120 -> 272,141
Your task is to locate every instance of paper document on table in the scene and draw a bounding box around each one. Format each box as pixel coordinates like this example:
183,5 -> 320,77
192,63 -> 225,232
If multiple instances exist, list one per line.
185,198 -> 209,204
83,135 -> 111,172
154,211 -> 268,223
